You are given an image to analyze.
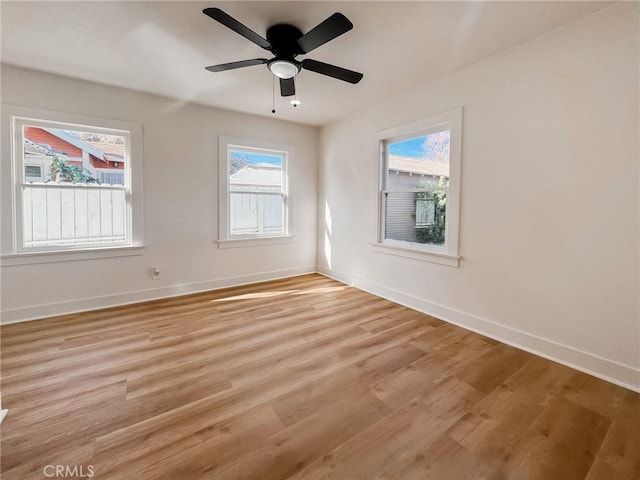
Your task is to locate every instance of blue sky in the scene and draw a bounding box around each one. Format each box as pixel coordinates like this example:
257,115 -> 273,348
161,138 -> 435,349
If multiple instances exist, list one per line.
239,151 -> 282,166
388,136 -> 426,157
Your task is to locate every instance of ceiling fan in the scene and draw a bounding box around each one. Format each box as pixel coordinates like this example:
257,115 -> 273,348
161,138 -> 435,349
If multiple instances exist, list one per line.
203,8 -> 364,99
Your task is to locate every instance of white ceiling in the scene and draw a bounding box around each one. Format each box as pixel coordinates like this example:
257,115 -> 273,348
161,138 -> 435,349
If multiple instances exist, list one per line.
1,1 -> 614,126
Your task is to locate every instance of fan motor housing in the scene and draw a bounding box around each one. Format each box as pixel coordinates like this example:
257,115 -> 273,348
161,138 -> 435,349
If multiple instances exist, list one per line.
266,24 -> 304,59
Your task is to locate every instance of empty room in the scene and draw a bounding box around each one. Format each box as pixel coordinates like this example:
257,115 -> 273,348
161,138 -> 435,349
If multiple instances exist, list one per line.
1,1 -> 638,479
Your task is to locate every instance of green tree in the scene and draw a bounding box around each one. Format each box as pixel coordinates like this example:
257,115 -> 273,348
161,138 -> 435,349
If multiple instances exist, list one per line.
51,156 -> 100,184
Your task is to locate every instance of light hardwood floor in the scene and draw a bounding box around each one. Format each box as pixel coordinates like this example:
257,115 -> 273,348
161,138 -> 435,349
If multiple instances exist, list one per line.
1,274 -> 638,479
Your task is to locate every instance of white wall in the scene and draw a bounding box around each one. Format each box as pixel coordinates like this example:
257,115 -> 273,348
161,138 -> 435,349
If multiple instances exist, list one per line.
318,4 -> 639,390
1,65 -> 318,322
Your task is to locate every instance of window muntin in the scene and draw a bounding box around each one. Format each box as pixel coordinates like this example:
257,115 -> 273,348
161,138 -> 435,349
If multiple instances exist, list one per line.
14,118 -> 132,251
220,139 -> 290,241
378,108 -> 462,261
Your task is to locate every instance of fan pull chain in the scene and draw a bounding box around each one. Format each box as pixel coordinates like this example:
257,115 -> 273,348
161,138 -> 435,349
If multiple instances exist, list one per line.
272,75 -> 276,114
290,77 -> 301,108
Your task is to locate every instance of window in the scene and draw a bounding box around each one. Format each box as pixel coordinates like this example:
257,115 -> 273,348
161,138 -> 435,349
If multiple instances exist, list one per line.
218,137 -> 292,246
2,105 -> 143,259
97,171 -> 125,186
376,108 -> 462,266
25,165 -> 44,182
415,195 -> 436,227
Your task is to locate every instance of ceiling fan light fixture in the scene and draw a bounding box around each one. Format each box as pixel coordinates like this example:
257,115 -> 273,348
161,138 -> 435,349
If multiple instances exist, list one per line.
269,60 -> 299,79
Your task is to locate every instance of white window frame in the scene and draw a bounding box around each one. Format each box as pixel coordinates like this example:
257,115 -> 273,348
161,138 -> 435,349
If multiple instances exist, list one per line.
373,107 -> 462,267
217,136 -> 293,248
1,104 -> 144,265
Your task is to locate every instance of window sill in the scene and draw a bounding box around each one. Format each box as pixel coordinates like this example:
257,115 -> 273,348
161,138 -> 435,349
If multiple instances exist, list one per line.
370,242 -> 460,267
217,235 -> 295,249
1,245 -> 146,267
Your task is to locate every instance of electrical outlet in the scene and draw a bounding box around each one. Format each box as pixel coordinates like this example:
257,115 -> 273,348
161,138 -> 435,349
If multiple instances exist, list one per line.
151,267 -> 161,280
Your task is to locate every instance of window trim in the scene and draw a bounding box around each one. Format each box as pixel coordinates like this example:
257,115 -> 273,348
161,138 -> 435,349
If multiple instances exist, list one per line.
375,107 -> 463,267
218,136 -> 293,246
1,104 -> 144,261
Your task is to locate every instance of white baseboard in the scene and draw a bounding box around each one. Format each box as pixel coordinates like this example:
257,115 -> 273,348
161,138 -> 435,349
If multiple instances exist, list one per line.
316,265 -> 354,286
1,265 -> 316,325
317,268 -> 640,393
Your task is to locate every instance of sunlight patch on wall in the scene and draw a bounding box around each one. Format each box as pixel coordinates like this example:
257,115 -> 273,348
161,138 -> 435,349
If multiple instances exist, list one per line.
323,201 -> 333,269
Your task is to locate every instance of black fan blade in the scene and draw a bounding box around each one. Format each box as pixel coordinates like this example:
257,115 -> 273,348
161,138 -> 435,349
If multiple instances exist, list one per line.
280,78 -> 295,97
298,13 -> 353,54
205,58 -> 268,72
301,59 -> 363,84
203,8 -> 271,50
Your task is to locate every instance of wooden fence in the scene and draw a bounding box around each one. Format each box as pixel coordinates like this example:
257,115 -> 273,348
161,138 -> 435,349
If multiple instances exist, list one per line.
22,184 -> 127,247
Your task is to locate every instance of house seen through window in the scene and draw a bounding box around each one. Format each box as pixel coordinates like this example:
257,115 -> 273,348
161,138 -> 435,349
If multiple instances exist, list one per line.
384,130 -> 450,246
228,148 -> 287,237
18,122 -> 130,249
378,107 -> 462,264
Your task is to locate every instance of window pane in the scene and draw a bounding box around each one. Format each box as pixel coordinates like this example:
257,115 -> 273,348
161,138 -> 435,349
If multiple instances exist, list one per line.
230,192 -> 284,235
385,191 -> 446,246
20,124 -> 129,248
23,125 -> 126,185
387,130 -> 450,190
224,143 -> 288,240
229,150 -> 283,192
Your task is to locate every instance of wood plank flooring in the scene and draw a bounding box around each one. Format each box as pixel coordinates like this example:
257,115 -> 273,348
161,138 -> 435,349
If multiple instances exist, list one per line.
1,273 -> 638,479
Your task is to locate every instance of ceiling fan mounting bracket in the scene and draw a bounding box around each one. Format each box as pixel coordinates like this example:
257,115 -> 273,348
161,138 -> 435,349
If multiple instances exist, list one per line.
266,24 -> 304,59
